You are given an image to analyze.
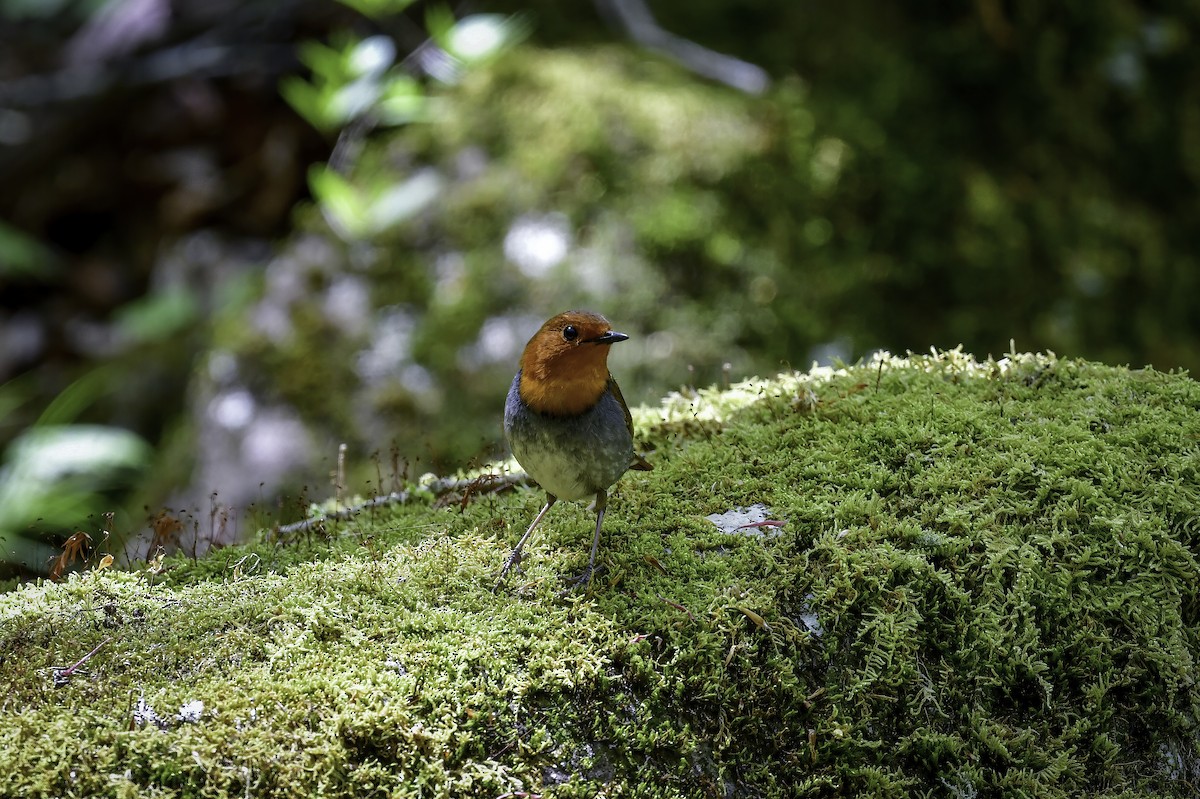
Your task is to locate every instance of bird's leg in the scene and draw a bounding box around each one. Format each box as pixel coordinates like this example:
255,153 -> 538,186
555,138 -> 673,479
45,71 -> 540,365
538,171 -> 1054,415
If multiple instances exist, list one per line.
587,490 -> 608,581
564,489 -> 608,591
494,495 -> 556,590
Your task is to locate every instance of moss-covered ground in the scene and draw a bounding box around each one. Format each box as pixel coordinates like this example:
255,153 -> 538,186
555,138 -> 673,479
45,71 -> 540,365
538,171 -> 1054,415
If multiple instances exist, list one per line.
2,350 -> 1199,798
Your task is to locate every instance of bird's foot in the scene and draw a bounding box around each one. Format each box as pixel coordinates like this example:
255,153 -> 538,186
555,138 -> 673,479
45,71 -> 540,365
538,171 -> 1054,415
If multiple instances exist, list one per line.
492,551 -> 525,592
558,563 -> 605,595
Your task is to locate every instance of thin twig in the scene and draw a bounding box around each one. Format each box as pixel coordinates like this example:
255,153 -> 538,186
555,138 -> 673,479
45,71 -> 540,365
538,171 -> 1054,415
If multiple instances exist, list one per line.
658,594 -> 696,621
274,473 -> 528,541
52,636 -> 113,687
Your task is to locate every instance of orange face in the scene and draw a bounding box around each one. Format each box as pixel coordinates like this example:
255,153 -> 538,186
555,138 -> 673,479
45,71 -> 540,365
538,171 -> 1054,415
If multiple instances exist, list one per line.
518,311 -> 629,416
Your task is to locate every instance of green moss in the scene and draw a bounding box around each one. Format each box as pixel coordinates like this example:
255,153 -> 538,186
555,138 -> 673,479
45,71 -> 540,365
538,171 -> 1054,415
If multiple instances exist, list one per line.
2,352 -> 1198,797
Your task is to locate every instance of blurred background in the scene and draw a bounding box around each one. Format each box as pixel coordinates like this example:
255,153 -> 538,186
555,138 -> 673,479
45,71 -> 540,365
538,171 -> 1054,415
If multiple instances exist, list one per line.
2,0 -> 1198,581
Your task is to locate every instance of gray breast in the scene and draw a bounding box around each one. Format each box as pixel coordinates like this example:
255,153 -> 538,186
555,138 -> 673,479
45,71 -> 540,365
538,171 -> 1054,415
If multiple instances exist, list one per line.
504,373 -> 634,501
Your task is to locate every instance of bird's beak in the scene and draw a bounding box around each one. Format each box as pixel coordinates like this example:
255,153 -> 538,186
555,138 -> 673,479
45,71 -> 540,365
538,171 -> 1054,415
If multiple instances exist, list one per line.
585,330 -> 629,345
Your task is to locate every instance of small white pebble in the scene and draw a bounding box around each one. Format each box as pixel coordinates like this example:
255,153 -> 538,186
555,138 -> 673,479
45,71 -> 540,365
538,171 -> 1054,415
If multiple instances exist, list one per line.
178,700 -> 205,723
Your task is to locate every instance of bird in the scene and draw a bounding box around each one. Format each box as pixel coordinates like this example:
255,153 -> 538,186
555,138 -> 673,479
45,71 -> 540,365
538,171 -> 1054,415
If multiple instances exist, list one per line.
496,310 -> 652,589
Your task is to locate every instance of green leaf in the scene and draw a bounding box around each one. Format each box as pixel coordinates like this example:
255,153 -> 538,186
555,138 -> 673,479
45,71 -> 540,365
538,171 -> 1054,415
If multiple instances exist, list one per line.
425,4 -> 457,46
365,170 -> 444,233
114,287 -> 199,344
280,75 -> 330,132
335,0 -> 417,20
309,165 -> 367,238
0,424 -> 150,531
0,220 -> 56,279
377,75 -> 427,125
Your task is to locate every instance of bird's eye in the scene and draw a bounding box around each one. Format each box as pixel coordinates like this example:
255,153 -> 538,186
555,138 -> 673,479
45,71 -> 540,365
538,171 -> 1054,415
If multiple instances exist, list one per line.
562,325 -> 579,342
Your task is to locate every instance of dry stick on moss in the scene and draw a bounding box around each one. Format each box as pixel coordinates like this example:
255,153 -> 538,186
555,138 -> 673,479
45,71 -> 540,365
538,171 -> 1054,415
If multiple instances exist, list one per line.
658,594 -> 696,621
51,636 -> 113,688
273,473 -> 529,541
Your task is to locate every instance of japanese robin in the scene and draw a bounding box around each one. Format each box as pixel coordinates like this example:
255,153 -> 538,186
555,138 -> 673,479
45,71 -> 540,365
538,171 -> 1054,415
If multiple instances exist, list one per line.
496,310 -> 652,589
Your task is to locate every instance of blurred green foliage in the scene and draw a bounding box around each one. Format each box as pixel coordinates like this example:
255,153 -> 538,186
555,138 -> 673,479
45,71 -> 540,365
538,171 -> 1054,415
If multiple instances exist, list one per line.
0,0 -> 92,21
282,33 -> 426,133
0,221 -> 56,279
242,45 -> 777,483
487,0 -> 1200,370
284,9 -> 528,237
6,0 -> 1200,573
252,0 -> 1200,485
0,369 -> 150,579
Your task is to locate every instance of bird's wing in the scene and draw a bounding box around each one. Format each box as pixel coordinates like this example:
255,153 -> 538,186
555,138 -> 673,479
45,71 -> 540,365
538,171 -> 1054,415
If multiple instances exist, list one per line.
607,374 -> 634,436
608,374 -> 653,471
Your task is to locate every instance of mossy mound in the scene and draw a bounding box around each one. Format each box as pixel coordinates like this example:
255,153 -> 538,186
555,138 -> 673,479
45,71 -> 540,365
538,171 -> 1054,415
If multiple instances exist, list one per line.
2,351 -> 1198,797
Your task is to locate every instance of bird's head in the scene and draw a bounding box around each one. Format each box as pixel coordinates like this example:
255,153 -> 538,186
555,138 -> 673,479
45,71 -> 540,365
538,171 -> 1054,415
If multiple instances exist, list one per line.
518,310 -> 629,416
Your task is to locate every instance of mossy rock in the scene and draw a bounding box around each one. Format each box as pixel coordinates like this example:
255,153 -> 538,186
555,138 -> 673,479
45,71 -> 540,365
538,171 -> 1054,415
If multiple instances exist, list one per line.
2,351 -> 1198,797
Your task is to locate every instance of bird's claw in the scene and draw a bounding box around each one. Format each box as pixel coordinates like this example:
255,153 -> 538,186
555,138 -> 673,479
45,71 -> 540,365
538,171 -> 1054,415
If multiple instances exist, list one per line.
558,563 -> 603,595
492,551 -> 524,592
